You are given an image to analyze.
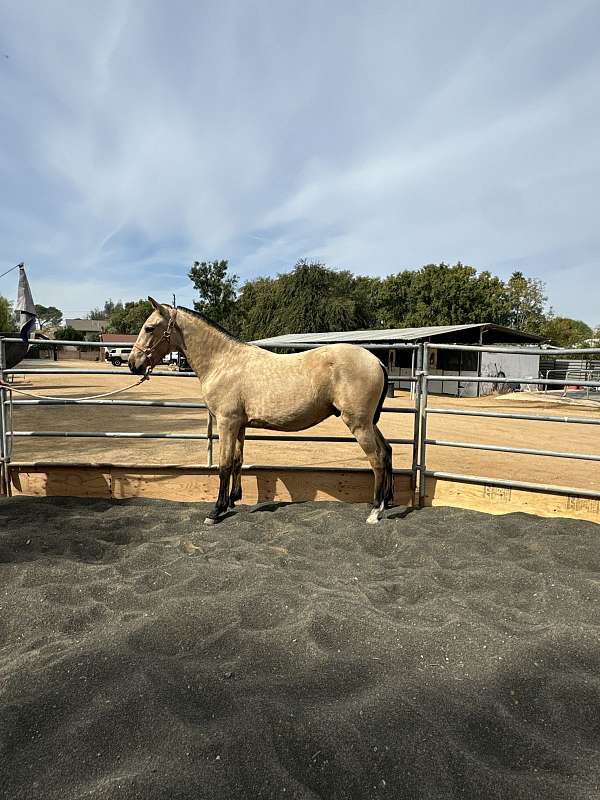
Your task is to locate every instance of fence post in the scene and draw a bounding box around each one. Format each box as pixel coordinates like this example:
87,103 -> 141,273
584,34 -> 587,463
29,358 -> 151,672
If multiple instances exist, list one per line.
410,345 -> 423,502
0,337 -> 8,496
417,343 -> 429,508
206,412 -> 213,468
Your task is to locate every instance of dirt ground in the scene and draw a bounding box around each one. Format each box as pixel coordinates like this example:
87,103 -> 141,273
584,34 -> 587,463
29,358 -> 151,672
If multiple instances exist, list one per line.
2,498 -> 600,799
5,359 -> 600,491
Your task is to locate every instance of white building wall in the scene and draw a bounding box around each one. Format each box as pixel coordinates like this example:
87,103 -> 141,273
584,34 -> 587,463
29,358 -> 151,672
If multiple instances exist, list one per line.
426,350 -> 540,396
478,352 -> 540,395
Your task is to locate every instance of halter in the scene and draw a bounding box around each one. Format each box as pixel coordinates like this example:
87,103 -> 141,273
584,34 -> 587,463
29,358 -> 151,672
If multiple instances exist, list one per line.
131,306 -> 178,369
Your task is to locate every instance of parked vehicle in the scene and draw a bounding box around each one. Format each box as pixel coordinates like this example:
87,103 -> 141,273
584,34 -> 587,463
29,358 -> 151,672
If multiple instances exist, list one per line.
105,348 -> 191,370
105,347 -> 132,367
162,351 -> 179,366
162,352 -> 192,371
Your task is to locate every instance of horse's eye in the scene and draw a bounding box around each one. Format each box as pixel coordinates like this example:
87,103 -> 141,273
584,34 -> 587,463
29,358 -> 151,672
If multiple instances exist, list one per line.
145,325 -> 155,333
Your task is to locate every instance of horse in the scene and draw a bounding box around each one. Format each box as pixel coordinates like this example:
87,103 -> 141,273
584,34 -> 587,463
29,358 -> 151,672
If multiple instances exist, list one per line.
129,298 -> 394,524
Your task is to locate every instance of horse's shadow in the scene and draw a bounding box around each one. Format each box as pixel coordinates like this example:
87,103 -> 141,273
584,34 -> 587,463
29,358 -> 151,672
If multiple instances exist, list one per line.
249,501 -> 296,514
385,506 -> 416,520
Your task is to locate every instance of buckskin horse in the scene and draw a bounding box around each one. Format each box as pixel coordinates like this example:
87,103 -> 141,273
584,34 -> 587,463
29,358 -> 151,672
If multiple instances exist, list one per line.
129,299 -> 393,524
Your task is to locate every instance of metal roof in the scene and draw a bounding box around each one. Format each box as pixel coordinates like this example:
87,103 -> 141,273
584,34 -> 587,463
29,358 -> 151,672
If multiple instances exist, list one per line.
100,333 -> 138,343
65,318 -> 108,333
251,323 -> 543,348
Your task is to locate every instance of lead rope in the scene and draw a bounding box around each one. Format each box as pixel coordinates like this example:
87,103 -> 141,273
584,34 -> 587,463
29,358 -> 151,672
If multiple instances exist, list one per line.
0,373 -> 150,402
0,372 -> 152,482
0,376 -> 152,476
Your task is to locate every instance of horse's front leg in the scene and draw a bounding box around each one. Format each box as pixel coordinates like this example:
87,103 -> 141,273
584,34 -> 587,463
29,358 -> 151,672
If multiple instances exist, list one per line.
204,417 -> 240,525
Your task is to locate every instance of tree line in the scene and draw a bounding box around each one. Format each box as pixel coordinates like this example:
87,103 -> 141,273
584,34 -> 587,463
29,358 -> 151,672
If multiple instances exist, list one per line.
185,259 -> 597,348
1,260 -> 597,348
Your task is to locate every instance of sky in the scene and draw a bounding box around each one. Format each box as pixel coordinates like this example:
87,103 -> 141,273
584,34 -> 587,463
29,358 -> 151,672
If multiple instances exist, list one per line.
1,0 -> 599,326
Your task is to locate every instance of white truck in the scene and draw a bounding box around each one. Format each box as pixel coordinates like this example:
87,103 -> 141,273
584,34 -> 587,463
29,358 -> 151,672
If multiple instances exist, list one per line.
105,348 -> 182,368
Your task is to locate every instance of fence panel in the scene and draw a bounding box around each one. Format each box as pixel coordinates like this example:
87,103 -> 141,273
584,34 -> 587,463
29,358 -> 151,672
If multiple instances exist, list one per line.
0,337 -> 421,495
4,336 -> 599,508
418,343 -> 600,506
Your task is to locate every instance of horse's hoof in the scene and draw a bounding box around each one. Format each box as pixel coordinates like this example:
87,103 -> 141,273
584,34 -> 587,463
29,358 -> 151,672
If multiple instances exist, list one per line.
366,502 -> 384,524
204,517 -> 217,525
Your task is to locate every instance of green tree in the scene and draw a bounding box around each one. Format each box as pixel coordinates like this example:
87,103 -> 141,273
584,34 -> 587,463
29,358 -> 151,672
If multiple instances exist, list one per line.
35,304 -> 63,330
377,263 -> 510,328
89,300 -> 122,321
505,271 -> 548,334
108,300 -> 154,334
189,260 -> 239,330
0,296 -> 17,331
237,260 -> 379,340
376,270 -> 414,328
541,317 -> 593,348
352,276 -> 383,329
54,325 -> 80,341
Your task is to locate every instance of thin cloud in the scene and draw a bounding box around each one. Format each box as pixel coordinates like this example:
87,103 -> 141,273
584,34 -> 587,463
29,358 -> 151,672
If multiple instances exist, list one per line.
0,0 -> 598,324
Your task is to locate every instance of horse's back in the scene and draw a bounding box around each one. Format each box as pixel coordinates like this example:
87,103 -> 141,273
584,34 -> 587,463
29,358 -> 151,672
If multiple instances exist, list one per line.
302,343 -> 384,382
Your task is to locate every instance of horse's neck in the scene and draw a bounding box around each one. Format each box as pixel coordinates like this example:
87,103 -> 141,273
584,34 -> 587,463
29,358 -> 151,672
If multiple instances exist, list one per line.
176,310 -> 241,382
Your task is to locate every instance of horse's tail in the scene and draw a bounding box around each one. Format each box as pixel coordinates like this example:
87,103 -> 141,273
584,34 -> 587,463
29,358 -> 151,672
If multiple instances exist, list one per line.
373,363 -> 389,425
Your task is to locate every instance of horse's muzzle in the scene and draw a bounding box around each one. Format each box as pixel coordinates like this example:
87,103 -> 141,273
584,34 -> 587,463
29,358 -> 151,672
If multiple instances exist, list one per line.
128,355 -> 147,375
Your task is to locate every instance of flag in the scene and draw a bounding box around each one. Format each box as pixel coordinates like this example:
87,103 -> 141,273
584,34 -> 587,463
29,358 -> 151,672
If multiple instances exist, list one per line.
14,264 -> 36,341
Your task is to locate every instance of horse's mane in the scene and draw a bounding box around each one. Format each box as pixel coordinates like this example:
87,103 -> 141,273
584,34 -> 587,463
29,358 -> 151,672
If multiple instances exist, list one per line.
177,306 -> 248,346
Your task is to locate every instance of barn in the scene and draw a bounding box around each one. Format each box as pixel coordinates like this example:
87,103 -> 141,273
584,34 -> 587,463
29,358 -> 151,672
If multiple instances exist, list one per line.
252,323 -> 543,397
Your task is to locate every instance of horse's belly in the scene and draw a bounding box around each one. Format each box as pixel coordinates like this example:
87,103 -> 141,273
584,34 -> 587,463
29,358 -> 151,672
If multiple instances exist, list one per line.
246,403 -> 330,432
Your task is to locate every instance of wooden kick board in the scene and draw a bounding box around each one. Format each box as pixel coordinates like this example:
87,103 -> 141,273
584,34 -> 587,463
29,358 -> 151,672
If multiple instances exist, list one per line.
425,477 -> 600,524
6,464 -> 599,523
7,463 -> 413,507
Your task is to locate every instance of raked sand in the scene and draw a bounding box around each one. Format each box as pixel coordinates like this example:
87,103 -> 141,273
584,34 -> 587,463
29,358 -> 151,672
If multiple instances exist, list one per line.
1,498 -> 600,799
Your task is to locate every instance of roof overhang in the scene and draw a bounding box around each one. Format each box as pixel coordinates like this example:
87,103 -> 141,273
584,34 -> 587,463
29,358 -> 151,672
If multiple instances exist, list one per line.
251,323 -> 543,348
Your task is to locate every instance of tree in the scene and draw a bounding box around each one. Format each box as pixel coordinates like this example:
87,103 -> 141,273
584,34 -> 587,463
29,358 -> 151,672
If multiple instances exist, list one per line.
107,300 -> 153,334
505,271 -> 548,334
352,276 -> 384,329
376,263 -> 511,328
88,300 -> 122,320
0,296 -> 17,331
189,260 -> 239,331
35,304 -> 63,330
54,325 -> 80,341
237,260 -> 379,340
541,317 -> 593,348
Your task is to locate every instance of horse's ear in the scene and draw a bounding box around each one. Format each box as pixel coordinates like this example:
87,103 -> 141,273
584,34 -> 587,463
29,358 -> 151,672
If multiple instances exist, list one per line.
148,296 -> 169,319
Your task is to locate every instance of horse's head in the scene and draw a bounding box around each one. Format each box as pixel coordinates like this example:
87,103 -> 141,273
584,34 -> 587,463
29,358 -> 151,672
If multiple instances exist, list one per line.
128,297 -> 178,374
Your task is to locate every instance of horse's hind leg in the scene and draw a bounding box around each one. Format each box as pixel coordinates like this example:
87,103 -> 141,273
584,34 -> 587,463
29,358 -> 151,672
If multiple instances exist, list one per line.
375,425 -> 394,507
229,427 -> 245,508
342,414 -> 387,524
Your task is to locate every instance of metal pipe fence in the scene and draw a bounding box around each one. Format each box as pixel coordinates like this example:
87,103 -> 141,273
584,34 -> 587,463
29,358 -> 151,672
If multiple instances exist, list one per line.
0,337 -> 419,492
0,339 -> 8,494
1,336 -> 599,506
418,343 -> 600,506
427,408 -> 600,426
